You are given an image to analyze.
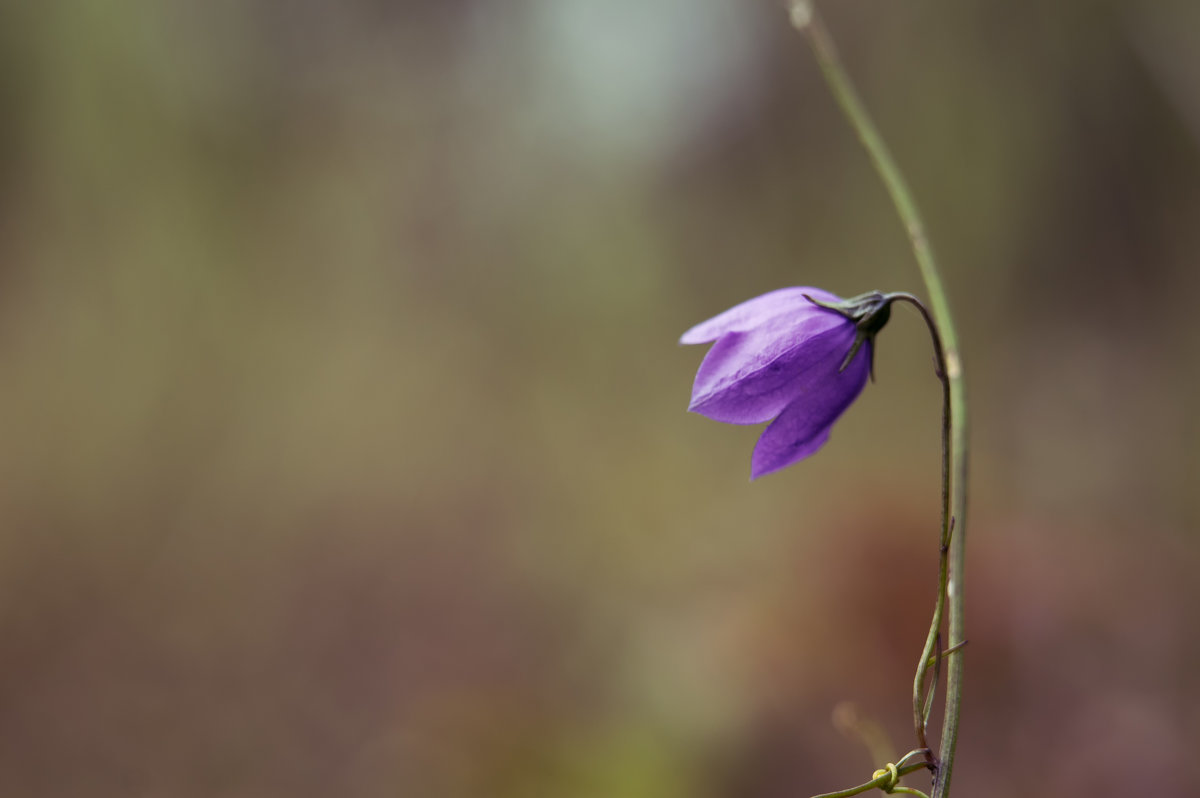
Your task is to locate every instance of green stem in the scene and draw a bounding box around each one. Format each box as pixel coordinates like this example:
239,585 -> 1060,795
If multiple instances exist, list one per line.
923,640 -> 968,668
809,764 -> 932,798
792,6 -> 969,798
887,293 -> 951,752
890,789 -> 932,798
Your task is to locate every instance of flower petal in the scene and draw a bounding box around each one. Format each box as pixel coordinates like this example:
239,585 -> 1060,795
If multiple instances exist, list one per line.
749,341 -> 871,479
679,287 -> 843,345
688,314 -> 855,424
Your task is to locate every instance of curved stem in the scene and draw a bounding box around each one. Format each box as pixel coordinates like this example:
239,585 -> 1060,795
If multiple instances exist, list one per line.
884,293 -> 951,754
923,641 -> 968,668
890,789 -> 932,798
895,748 -> 933,770
793,7 -> 969,798
808,763 -> 932,798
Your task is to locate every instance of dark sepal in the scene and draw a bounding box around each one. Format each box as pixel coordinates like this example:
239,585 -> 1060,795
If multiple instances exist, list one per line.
803,290 -> 895,380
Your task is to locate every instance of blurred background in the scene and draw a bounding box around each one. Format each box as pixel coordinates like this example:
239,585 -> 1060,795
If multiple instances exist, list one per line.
2,1 -> 1199,796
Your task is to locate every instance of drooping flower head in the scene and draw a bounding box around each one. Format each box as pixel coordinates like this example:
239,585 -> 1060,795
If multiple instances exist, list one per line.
681,288 -> 892,479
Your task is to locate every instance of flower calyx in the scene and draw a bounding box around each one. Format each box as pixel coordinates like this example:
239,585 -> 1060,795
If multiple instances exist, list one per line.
803,290 -> 897,380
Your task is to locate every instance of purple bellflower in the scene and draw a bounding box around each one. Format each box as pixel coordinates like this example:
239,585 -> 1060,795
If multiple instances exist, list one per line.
681,287 -> 893,480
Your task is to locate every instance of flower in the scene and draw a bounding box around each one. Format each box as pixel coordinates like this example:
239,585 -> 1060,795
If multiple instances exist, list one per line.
680,287 -> 876,479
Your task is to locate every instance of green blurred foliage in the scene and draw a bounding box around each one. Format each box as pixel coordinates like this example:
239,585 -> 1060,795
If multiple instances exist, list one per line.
1,1 -> 1198,796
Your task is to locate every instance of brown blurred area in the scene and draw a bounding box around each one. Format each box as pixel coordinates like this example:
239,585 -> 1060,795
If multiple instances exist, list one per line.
1,1 -> 1199,796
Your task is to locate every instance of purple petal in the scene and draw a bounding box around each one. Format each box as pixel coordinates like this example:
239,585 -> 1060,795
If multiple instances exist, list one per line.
688,313 -> 855,424
750,341 -> 871,479
680,287 -> 843,345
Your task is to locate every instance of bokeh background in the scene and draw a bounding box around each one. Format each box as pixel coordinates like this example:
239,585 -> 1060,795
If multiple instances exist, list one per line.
2,1 -> 1199,796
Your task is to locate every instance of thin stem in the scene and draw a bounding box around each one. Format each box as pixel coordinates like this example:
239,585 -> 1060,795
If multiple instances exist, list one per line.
890,788 -> 932,798
895,748 -> 933,770
879,292 -> 950,760
921,632 -> 941,729
923,640 -> 968,668
793,6 -> 969,798
808,763 -> 932,798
